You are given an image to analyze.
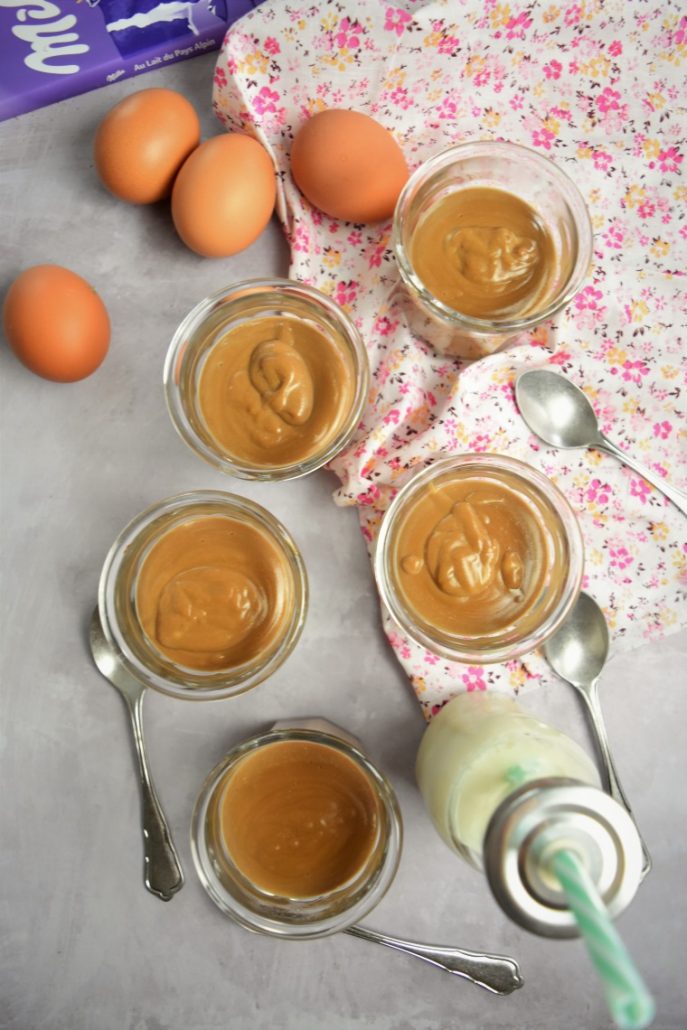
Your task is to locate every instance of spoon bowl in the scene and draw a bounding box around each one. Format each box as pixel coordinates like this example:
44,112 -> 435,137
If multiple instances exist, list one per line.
544,591 -> 609,687
515,369 -> 601,448
544,592 -> 652,880
515,369 -> 687,516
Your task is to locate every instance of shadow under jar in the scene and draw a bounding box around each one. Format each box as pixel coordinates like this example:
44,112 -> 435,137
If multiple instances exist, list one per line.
374,454 -> 584,664
191,720 -> 403,939
392,142 -> 593,360
98,491 -> 308,700
164,279 -> 370,481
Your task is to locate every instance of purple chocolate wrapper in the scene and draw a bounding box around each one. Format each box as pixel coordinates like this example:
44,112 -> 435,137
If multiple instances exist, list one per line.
0,0 -> 261,121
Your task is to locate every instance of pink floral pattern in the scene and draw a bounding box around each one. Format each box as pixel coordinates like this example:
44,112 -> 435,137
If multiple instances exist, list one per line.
213,0 -> 687,720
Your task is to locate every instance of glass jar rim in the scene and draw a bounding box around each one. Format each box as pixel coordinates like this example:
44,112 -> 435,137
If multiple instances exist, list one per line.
190,726 -> 403,938
374,453 -> 584,664
163,277 -> 370,482
97,490 -> 308,700
392,140 -> 593,334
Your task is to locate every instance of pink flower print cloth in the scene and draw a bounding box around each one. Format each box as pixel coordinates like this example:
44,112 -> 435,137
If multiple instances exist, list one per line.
213,0 -> 687,719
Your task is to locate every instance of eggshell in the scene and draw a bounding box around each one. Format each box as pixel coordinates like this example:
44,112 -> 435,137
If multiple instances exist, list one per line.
94,88 -> 200,204
3,265 -> 110,382
290,109 -> 409,223
171,134 -> 276,258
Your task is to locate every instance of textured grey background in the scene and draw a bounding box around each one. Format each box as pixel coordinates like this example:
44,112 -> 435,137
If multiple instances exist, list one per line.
1,53 -> 686,1030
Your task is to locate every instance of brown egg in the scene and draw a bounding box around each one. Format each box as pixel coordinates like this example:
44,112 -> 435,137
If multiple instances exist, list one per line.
171,134 -> 276,258
94,88 -> 200,204
290,109 -> 409,223
3,265 -> 110,382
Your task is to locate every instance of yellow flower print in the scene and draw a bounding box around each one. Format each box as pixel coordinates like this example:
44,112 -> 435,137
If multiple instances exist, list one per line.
607,346 -> 627,365
409,404 -> 430,427
642,138 -> 661,158
588,547 -> 604,567
465,55 -> 486,79
647,91 -> 666,112
238,52 -> 269,77
662,607 -> 678,628
650,239 -> 670,259
629,298 -> 650,322
385,66 -> 406,88
660,364 -> 680,379
649,522 -> 669,542
489,4 -> 511,29
580,55 -> 611,79
577,144 -> 593,160
509,665 -> 528,690
413,676 -> 427,696
591,213 -> 605,232
484,109 -> 501,129
587,450 -> 603,466
322,249 -> 341,269
424,30 -> 442,47
674,185 -> 687,203
321,12 -> 337,30
623,184 -> 646,209
671,552 -> 687,576
322,52 -> 354,72
531,326 -> 549,345
622,397 -> 639,416
543,6 -> 560,23
307,97 -> 327,115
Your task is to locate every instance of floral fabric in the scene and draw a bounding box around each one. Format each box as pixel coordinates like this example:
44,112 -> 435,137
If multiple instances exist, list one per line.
213,0 -> 687,719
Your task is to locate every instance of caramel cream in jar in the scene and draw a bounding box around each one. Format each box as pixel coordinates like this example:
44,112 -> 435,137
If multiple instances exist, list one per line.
214,740 -> 381,898
409,187 -> 556,320
135,514 -> 292,672
198,315 -> 355,468
378,457 -> 582,660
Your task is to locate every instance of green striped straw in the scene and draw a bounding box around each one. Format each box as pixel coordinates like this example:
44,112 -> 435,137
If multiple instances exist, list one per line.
548,848 -> 655,1030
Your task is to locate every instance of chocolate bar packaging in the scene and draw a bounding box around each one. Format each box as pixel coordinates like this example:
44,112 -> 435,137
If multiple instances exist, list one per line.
0,0 -> 261,121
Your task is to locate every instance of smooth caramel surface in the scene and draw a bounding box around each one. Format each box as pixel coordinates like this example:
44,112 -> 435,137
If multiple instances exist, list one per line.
198,316 -> 355,468
136,515 -> 291,671
217,740 -> 381,898
410,187 -> 556,319
391,471 -> 565,639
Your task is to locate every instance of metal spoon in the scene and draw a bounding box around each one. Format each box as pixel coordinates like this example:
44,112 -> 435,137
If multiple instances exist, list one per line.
515,369 -> 687,516
89,608 -> 184,901
544,592 -> 652,880
345,924 -> 523,995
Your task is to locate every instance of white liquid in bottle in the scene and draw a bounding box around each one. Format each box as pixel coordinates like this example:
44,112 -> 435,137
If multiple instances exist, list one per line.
416,692 -> 600,868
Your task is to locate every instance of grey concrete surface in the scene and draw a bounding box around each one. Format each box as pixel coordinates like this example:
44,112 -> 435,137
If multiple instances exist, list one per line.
1,53 -> 686,1030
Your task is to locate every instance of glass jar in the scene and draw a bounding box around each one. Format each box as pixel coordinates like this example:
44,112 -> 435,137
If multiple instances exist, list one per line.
392,141 -> 593,360
191,719 -> 403,939
164,278 -> 369,481
374,453 -> 583,664
416,694 -> 642,937
98,490 -> 308,700
417,693 -> 600,868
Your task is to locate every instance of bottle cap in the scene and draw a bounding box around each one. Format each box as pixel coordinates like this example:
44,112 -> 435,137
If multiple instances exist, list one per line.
483,778 -> 643,938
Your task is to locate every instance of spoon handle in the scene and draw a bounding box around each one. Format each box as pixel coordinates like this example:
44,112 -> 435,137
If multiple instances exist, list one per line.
124,690 -> 184,901
344,924 -> 524,995
598,434 -> 687,516
578,681 -> 652,880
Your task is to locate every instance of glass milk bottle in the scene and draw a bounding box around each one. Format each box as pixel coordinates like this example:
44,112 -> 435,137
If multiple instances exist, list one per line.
417,693 -> 643,937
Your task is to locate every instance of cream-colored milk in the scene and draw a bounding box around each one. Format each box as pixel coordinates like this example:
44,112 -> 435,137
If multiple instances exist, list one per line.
416,693 -> 600,868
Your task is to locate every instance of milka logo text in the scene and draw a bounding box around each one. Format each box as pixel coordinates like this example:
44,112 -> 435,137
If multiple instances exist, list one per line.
1,0 -> 89,75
